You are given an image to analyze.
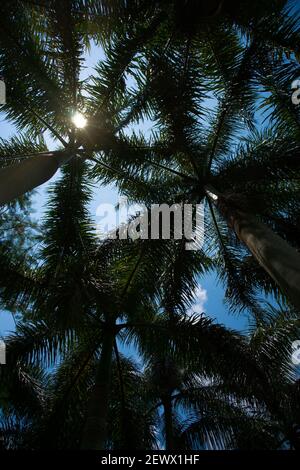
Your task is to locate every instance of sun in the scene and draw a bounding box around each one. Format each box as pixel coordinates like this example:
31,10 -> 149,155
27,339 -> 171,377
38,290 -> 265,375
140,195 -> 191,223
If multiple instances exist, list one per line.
71,111 -> 87,129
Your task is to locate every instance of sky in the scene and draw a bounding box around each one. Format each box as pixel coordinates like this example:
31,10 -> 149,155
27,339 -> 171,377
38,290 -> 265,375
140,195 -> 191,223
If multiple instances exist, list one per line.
0,38 -> 255,340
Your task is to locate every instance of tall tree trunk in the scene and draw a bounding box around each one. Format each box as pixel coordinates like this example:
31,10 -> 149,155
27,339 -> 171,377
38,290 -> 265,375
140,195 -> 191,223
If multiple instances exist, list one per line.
0,151 -> 72,205
162,395 -> 175,451
81,331 -> 114,450
205,185 -> 300,311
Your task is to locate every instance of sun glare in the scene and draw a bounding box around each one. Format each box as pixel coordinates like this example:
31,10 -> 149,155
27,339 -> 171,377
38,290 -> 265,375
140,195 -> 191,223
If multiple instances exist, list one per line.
72,111 -> 87,129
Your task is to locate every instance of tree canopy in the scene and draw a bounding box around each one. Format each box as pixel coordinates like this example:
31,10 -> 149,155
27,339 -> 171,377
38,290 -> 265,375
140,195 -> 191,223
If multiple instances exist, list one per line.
0,0 -> 300,450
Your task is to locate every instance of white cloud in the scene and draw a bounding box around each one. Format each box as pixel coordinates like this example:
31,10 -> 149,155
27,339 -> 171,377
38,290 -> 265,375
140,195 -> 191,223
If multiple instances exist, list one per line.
187,284 -> 208,316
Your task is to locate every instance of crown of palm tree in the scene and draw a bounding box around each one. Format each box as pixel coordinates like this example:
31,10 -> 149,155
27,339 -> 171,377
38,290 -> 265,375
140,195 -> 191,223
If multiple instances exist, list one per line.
1,0 -> 300,451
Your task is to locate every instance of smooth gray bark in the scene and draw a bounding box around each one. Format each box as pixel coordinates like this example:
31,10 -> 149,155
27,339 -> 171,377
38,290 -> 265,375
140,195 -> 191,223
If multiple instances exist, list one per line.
205,185 -> 300,311
0,152 -> 73,205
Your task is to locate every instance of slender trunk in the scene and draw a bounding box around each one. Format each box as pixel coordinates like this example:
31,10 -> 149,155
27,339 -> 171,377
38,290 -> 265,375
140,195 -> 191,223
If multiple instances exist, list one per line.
205,185 -> 300,311
163,395 -> 175,451
0,152 -> 72,205
81,331 -> 114,450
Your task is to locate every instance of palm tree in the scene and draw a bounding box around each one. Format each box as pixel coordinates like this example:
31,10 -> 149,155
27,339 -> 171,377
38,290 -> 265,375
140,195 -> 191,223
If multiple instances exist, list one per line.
0,0 -> 167,204
1,0 -> 300,451
0,0 -> 86,204
1,0 -> 300,308
0,155 -> 206,449
83,11 -> 300,311
2,297 -> 299,450
1,0 -> 299,205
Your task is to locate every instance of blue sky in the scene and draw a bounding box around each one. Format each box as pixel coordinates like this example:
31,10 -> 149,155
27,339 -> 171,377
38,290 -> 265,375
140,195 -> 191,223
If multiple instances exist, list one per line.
0,40 -> 255,339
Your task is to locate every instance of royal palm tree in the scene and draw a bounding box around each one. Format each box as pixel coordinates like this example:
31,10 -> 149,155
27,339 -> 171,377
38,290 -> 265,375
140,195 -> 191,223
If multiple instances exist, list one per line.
1,0 -> 300,451
2,298 -> 299,450
1,0 -> 300,308
81,12 -> 300,311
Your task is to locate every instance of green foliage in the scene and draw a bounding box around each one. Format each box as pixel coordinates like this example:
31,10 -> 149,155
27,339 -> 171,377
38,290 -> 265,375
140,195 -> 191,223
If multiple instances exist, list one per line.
1,0 -> 300,451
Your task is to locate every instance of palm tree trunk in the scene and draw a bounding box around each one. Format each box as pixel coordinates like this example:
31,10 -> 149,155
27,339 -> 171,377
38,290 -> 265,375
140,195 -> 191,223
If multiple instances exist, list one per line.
0,151 -> 73,205
81,331 -> 114,450
205,185 -> 300,310
162,395 -> 175,451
